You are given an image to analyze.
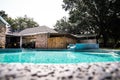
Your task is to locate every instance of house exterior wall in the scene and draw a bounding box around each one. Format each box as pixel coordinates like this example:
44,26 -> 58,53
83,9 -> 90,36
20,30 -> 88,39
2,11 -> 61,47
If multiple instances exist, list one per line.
35,34 -> 48,48
0,25 -> 6,48
66,37 -> 76,45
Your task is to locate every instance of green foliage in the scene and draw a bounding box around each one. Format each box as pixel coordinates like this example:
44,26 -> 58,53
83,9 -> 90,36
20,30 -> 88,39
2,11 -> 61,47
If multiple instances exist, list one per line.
12,16 -> 39,32
55,0 -> 120,47
0,10 -> 7,19
54,17 -> 73,33
0,10 -> 39,32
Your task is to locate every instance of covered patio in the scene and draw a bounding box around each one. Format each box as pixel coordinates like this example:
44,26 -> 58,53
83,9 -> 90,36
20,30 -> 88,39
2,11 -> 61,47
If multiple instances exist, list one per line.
6,34 -> 36,48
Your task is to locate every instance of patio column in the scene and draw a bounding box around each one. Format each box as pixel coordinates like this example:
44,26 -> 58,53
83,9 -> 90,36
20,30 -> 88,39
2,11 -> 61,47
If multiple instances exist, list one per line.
20,36 -> 22,48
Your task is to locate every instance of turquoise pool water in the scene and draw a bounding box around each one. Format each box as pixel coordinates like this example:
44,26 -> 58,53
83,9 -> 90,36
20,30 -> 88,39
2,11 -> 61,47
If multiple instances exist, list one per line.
0,49 -> 120,63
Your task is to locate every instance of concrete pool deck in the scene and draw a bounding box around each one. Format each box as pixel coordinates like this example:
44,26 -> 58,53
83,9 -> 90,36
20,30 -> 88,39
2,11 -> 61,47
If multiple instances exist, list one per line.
0,62 -> 120,80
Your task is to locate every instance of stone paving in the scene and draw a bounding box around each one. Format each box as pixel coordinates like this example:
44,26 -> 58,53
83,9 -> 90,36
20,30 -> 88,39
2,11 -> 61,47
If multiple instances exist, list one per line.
0,62 -> 120,80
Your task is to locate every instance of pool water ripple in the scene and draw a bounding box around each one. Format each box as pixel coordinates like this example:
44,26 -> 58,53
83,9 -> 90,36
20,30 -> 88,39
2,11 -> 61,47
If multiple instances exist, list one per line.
0,49 -> 120,63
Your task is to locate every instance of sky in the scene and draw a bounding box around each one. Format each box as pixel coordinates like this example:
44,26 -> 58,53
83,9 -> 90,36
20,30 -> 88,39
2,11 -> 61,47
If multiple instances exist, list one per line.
0,0 -> 68,28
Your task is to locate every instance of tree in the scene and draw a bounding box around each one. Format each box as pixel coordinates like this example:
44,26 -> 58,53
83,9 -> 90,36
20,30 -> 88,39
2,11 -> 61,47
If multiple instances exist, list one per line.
62,0 -> 120,47
109,17 -> 120,48
54,17 -> 73,33
11,15 -> 39,32
0,10 -> 11,33
0,10 -> 39,32
0,10 -> 7,18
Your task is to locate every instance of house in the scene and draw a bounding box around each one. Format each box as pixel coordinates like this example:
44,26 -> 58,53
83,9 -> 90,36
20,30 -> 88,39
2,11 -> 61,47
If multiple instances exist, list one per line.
0,16 -> 11,48
6,26 -> 76,49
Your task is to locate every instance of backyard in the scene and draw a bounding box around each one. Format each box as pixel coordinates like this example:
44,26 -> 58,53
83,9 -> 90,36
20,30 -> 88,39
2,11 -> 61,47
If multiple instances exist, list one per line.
0,0 -> 120,80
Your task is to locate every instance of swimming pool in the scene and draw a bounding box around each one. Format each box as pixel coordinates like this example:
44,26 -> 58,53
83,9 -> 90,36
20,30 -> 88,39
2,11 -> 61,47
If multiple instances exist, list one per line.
0,49 -> 120,63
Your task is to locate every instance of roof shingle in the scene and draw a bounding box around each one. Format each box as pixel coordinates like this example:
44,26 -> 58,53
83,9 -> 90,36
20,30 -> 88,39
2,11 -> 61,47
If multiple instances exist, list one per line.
19,26 -> 57,36
7,26 -> 57,36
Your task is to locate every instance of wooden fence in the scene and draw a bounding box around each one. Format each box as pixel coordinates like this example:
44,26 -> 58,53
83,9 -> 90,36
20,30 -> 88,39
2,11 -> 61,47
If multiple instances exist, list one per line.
48,37 -> 76,49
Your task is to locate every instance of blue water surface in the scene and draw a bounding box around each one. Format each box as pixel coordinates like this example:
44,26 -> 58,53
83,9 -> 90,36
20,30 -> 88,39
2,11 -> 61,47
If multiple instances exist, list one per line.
0,49 -> 120,63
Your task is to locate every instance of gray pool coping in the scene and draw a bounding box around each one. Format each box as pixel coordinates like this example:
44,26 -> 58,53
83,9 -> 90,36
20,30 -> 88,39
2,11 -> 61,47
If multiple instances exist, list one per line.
0,62 -> 120,80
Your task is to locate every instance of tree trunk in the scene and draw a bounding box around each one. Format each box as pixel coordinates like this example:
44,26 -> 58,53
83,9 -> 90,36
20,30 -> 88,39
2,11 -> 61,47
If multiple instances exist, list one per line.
113,39 -> 118,48
102,32 -> 108,47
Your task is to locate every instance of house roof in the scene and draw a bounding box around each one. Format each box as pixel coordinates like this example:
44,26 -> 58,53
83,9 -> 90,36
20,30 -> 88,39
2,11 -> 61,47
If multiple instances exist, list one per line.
0,16 -> 10,27
8,26 -> 58,36
73,34 -> 97,38
50,33 -> 77,39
